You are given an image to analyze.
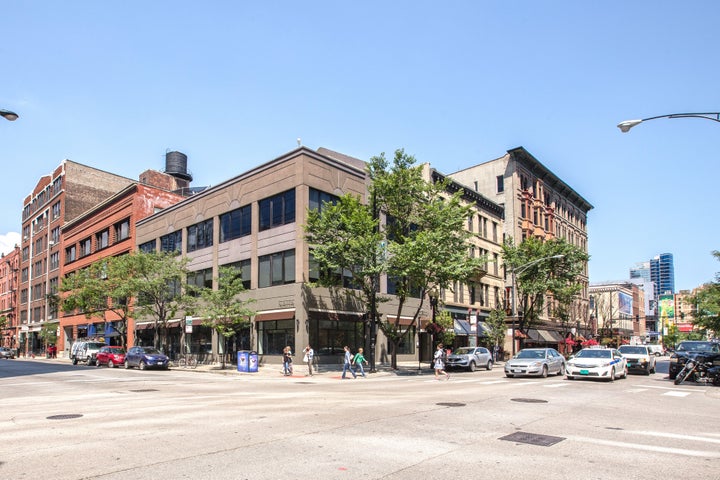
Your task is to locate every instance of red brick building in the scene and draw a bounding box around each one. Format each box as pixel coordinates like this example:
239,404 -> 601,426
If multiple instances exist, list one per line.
1,245 -> 21,349
59,180 -> 188,354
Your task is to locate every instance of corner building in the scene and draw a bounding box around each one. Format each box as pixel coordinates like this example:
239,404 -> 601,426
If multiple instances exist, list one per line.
449,147 -> 593,352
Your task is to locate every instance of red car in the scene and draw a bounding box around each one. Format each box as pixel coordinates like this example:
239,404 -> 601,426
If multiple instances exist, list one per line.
95,346 -> 126,368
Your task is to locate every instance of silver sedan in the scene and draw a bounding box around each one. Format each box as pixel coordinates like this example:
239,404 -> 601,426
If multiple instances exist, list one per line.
504,348 -> 565,378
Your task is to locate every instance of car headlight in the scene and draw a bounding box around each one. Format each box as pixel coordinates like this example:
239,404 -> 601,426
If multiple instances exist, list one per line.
529,362 -> 542,368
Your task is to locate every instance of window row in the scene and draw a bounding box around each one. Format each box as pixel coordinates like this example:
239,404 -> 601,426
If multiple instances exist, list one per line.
64,219 -> 131,265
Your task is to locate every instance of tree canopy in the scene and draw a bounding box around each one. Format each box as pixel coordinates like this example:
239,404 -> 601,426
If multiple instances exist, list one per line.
689,250 -> 720,335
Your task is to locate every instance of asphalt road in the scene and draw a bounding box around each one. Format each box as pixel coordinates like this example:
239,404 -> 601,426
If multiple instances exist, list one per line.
1,357 -> 718,480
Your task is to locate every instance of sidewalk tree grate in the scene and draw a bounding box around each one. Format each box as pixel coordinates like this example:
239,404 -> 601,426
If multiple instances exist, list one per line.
499,431 -> 565,447
436,402 -> 465,407
47,414 -> 83,420
511,398 -> 548,404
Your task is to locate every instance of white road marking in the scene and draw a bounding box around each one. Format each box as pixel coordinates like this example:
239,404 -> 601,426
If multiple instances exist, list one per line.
662,391 -> 691,397
543,383 -> 570,388
569,435 -> 720,458
625,430 -> 720,445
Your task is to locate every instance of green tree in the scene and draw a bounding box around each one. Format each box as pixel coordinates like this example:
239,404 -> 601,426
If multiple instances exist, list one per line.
485,307 -> 507,356
61,251 -> 193,350
38,322 -> 57,353
689,251 -> 720,335
306,149 -> 482,369
502,236 -> 589,345
195,266 -> 256,369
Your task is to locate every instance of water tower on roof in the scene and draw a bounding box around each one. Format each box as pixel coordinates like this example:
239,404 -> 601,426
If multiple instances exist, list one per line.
164,150 -> 193,183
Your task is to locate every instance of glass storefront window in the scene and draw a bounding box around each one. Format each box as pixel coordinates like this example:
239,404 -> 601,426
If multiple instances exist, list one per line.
257,320 -> 294,355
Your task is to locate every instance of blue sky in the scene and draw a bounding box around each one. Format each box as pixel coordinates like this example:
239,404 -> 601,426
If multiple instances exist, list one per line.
1,1 -> 717,291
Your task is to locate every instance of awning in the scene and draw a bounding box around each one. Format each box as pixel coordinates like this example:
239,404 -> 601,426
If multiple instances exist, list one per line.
255,309 -> 296,321
527,329 -> 563,343
476,321 -> 491,337
454,319 -> 472,335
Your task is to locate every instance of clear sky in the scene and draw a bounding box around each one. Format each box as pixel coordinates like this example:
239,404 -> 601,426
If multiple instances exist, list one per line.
1,1 -> 718,291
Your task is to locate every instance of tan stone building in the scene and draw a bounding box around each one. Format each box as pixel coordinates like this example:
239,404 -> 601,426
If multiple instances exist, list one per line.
449,147 -> 593,351
134,147 -> 507,367
589,281 -> 647,345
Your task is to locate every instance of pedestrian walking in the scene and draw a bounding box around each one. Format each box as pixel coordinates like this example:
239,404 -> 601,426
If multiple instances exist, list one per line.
341,346 -> 357,379
283,346 -> 293,376
353,347 -> 368,377
434,343 -> 450,380
303,344 -> 314,376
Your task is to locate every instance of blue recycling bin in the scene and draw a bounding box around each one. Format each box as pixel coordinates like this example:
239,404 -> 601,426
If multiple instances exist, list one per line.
248,351 -> 258,372
237,351 -> 250,372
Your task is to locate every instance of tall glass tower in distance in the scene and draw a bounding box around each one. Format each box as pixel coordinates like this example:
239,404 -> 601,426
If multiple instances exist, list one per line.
650,253 -> 675,296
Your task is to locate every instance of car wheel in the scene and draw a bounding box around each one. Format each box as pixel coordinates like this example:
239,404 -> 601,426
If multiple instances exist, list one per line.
649,366 -> 655,374
72,357 -> 78,365
541,365 -> 548,378
468,361 -> 476,372
623,366 -> 628,378
486,360 -> 493,371
566,375 -> 574,380
108,360 -> 115,368
557,363 -> 565,376
506,373 -> 514,378
124,360 -> 131,369
608,367 -> 616,382
95,360 -> 102,368
139,361 -> 147,371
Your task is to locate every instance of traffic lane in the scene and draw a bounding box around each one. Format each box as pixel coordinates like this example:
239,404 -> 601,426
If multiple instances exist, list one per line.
3,362 -> 718,479
0,358 -> 80,379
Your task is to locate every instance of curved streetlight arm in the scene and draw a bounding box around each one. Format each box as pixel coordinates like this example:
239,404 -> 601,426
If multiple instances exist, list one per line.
0,109 -> 19,121
617,112 -> 720,133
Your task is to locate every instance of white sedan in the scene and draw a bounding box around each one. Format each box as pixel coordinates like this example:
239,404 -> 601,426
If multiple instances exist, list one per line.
566,347 -> 628,382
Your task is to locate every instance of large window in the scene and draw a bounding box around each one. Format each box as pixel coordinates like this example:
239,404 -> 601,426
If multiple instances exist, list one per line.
259,190 -> 295,231
220,205 -> 251,242
307,317 -> 365,356
187,268 -> 213,295
115,218 -> 130,242
221,259 -> 251,289
309,188 -> 339,212
187,219 -> 214,252
65,245 -> 77,264
80,237 -> 92,257
258,249 -> 295,287
257,319 -> 294,355
160,230 -> 182,253
139,240 -> 156,253
96,229 -> 109,250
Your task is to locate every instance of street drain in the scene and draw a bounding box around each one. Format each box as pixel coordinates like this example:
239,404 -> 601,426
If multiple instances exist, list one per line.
499,431 -> 565,447
436,402 -> 465,407
47,414 -> 83,420
511,398 -> 548,404
130,389 -> 158,393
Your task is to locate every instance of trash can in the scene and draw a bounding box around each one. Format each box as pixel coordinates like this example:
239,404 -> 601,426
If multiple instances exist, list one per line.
237,351 -> 250,372
248,351 -> 259,373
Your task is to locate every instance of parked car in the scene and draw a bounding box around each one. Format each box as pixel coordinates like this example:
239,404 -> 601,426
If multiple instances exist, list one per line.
668,341 -> 720,380
505,348 -> 565,378
124,346 -> 169,370
618,345 -> 656,375
445,346 -> 493,372
0,347 -> 16,359
69,341 -> 106,366
566,347 -> 628,382
95,346 -> 126,368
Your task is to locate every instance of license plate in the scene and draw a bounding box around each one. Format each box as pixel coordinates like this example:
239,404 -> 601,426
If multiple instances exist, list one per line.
580,369 -> 589,375
627,363 -> 634,367
512,369 -> 523,373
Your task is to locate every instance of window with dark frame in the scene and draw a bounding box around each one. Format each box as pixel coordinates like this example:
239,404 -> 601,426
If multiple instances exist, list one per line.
188,219 -> 214,252
220,205 -> 251,242
258,249 -> 295,287
259,190 -> 295,231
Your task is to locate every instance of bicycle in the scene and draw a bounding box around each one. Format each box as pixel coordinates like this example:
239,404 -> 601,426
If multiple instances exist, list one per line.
170,354 -> 197,369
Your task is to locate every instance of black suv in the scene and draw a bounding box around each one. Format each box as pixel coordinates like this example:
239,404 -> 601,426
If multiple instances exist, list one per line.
668,341 -> 720,379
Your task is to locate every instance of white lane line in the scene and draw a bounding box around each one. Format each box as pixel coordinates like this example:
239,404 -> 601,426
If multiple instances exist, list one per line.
568,435 -> 720,458
478,380 -> 509,385
626,388 -> 648,393
641,385 -> 701,393
543,383 -> 570,388
662,391 -> 691,397
625,430 -> 720,445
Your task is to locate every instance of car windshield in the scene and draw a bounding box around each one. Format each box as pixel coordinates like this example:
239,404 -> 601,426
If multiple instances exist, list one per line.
88,343 -> 106,349
575,349 -> 611,359
143,348 -> 162,355
453,348 -> 473,355
619,346 -> 647,355
516,350 -> 545,359
109,347 -> 126,353
677,342 -> 717,352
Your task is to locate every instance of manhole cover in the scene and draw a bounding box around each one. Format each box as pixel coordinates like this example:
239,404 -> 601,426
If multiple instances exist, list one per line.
130,389 -> 158,393
511,398 -> 548,404
436,402 -> 466,407
47,414 -> 83,420
499,431 -> 565,447
295,381 -> 315,384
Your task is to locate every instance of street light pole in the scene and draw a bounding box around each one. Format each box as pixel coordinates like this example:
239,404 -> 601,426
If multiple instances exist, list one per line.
0,109 -> 19,121
617,112 -> 720,133
510,254 -> 564,355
